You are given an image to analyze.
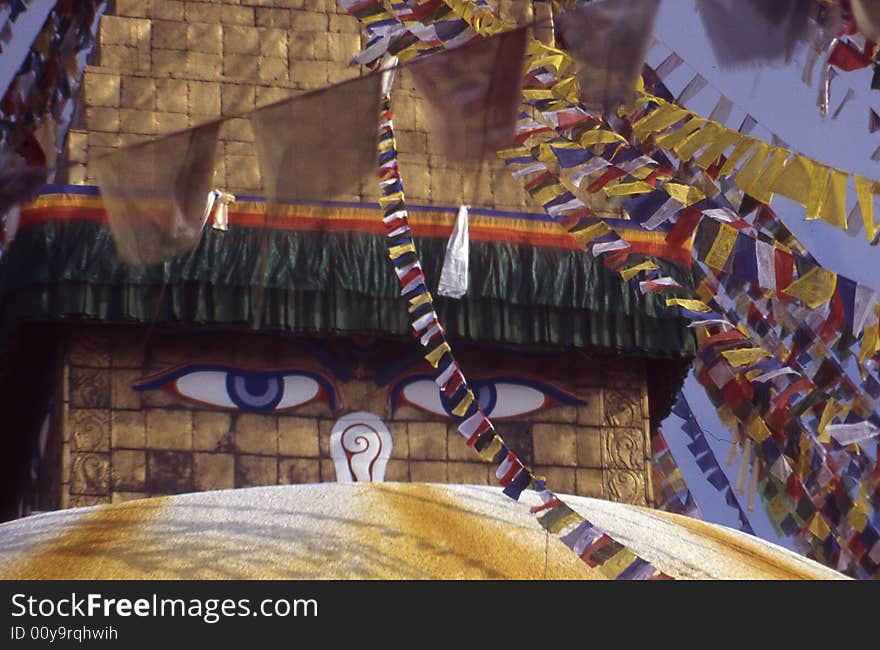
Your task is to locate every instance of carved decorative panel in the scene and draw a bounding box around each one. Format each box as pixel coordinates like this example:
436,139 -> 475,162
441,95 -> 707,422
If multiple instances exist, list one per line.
602,427 -> 644,470
70,453 -> 110,496
604,469 -> 647,506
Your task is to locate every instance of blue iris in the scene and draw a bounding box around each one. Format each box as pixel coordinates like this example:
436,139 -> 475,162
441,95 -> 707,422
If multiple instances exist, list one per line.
226,373 -> 284,411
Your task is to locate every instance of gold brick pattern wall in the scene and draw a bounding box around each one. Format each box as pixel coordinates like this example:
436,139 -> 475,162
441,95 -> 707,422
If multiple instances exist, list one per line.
66,0 -> 543,211
54,326 -> 653,507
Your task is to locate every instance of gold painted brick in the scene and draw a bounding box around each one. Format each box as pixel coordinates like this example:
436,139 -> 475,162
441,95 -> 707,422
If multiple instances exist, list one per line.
395,130 -> 427,157
289,31 -> 328,61
226,155 -> 260,192
119,108 -> 158,135
115,0 -> 148,18
224,141 -> 255,158
254,85 -> 293,108
188,80 -> 221,116
278,416 -> 319,457
384,459 -> 409,482
152,49 -> 184,75
533,423 -> 578,466
221,4 -> 254,26
110,449 -> 146,491
99,15 -> 133,46
576,468 -> 604,498
187,23 -> 222,55
70,409 -> 111,452
222,83 -> 255,116
255,7 -> 290,28
234,413 -> 278,455
99,45 -> 135,70
186,51 -> 223,76
319,458 -> 336,482
317,419 -> 333,457
279,457 -> 320,484
111,492 -> 150,504
220,117 -> 253,141
260,28 -> 288,59
87,131 -> 121,149
67,332 -> 112,366
69,494 -> 110,507
193,411 -> 232,452
387,421 -> 408,459
83,71 -> 120,107
258,56 -> 289,82
193,453 -> 235,490
120,76 -> 156,110
447,462 -> 489,485
328,13 -> 359,34
430,167 -> 465,206
223,25 -> 259,55
446,424 -> 473,462
185,2 -> 222,24
327,59 -> 358,85
224,53 -> 259,79
291,9 -> 328,31
67,164 -> 87,185
111,369 -> 142,410
157,112 -> 189,134
408,422 -> 446,460
156,78 -> 188,113
410,461 -> 446,483
146,409 -> 193,450
235,454 -> 277,487
576,426 -> 602,467
327,31 -> 360,64
535,466 -> 576,495
86,106 -> 119,131
111,410 -> 146,448
150,0 -> 184,21
152,20 -> 187,50
575,388 -> 604,425
289,60 -> 328,90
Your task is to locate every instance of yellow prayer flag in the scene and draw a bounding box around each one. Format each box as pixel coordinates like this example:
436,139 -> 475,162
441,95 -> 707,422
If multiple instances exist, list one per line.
598,549 -> 639,580
733,141 -> 771,197
854,175 -> 878,241
808,514 -> 832,540
424,341 -> 451,368
654,118 -> 706,151
619,260 -> 659,281
719,137 -> 758,176
783,266 -> 837,309
745,415 -> 772,443
603,181 -> 655,197
703,222 -> 739,271
817,170 -> 848,230
721,348 -> 770,368
805,161 -> 832,221
663,182 -> 703,206
818,398 -> 849,443
770,154 -> 811,205
747,148 -> 789,205
666,298 -> 712,312
579,129 -> 628,147
476,435 -> 504,462
632,102 -> 690,139
451,390 -> 475,417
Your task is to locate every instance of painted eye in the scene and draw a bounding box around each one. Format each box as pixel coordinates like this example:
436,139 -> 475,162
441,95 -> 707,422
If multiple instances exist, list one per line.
389,375 -> 585,419
134,364 -> 339,413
